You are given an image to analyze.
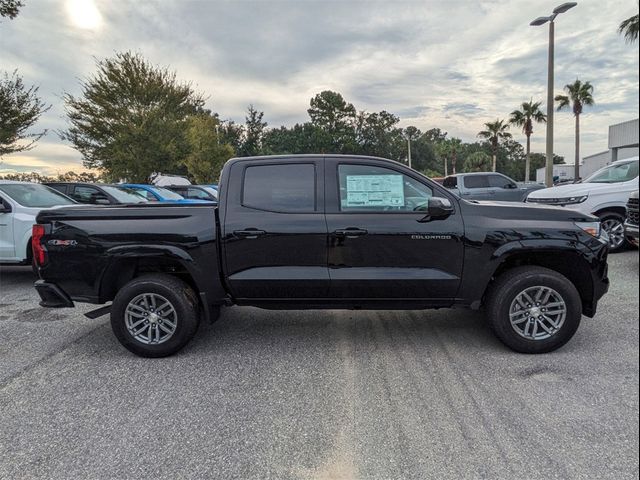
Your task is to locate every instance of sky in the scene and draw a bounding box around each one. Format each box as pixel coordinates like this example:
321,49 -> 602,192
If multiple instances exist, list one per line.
1,0 -> 638,175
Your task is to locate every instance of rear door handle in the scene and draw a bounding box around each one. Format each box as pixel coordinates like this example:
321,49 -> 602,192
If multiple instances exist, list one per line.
332,228 -> 368,238
233,229 -> 266,239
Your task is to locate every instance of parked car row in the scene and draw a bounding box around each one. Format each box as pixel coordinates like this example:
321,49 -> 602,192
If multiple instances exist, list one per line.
45,182 -> 217,205
0,180 -> 217,266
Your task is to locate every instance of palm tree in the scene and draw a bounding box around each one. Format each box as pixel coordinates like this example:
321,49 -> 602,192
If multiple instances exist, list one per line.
477,119 -> 512,172
555,79 -> 594,180
619,13 -> 639,43
509,100 -> 546,182
463,151 -> 492,172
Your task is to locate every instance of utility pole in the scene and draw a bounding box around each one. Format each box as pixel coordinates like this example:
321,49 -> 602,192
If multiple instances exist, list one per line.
407,137 -> 412,169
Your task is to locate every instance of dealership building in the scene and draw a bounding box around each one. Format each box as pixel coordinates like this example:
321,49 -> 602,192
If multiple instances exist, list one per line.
536,118 -> 639,183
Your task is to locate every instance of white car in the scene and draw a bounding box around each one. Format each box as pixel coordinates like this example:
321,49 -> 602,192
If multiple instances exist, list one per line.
0,181 -> 76,265
527,157 -> 639,252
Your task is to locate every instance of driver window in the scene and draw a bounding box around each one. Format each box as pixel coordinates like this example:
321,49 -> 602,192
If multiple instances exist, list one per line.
338,164 -> 432,212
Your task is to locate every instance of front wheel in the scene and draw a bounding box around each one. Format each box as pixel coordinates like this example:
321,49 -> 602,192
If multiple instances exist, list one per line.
111,274 -> 199,357
598,212 -> 628,253
486,266 -> 582,354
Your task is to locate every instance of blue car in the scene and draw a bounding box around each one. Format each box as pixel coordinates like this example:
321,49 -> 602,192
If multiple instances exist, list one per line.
119,184 -> 212,204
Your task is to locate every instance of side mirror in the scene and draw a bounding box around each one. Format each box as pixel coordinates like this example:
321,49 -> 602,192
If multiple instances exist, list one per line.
0,202 -> 11,214
419,197 -> 454,222
504,183 -> 517,189
94,197 -> 111,205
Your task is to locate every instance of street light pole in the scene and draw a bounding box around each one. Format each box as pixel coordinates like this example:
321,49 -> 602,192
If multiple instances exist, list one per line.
530,2 -> 577,187
407,136 -> 412,169
545,19 -> 555,187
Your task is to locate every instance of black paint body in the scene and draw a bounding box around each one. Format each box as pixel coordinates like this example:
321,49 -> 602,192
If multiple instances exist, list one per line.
34,155 -> 610,318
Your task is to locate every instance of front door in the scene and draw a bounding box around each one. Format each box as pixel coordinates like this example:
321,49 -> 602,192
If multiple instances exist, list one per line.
325,159 -> 464,300
221,159 -> 329,299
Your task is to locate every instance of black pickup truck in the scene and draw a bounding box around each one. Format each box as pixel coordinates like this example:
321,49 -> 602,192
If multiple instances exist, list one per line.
33,155 -> 610,357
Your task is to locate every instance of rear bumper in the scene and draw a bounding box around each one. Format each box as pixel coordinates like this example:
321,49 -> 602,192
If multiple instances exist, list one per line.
34,280 -> 74,308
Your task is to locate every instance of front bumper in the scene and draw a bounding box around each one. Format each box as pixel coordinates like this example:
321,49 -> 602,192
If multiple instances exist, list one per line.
34,280 -> 74,308
624,222 -> 639,240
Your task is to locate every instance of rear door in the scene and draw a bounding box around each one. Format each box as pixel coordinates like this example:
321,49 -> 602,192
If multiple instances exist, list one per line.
324,158 -> 464,300
221,158 -> 329,299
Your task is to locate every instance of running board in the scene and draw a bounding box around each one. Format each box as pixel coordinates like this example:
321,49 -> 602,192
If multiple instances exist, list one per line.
84,304 -> 112,319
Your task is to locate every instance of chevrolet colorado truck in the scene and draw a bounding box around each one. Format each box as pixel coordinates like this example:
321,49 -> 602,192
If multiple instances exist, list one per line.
33,155 -> 610,357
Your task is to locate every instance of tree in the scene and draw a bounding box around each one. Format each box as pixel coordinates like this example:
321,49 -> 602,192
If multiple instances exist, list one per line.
62,51 -> 205,182
0,0 -> 23,19
182,114 -> 234,183
308,91 -> 357,152
463,151 -> 492,172
555,79 -> 594,180
355,110 -> 404,160
509,100 -> 546,182
477,119 -> 512,172
619,13 -> 639,43
0,70 -> 50,156
238,105 -> 267,157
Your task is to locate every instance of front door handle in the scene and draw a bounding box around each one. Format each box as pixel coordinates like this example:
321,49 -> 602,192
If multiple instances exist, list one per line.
332,228 -> 368,239
233,229 -> 266,239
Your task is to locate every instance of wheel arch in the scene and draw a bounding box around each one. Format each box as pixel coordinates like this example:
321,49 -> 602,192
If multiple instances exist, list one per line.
594,206 -> 626,217
483,249 -> 594,315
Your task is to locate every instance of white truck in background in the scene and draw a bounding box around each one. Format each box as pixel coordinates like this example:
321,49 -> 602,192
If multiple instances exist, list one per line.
527,157 -> 639,252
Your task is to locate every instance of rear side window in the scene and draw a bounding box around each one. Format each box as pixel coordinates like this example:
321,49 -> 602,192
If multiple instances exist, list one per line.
71,186 -> 109,204
463,175 -> 489,189
443,177 -> 457,188
243,164 -> 316,212
47,184 -> 68,194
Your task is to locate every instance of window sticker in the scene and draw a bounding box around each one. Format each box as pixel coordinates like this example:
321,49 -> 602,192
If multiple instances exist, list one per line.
345,174 -> 404,207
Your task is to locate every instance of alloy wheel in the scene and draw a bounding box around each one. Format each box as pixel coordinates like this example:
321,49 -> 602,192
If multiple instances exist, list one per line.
124,293 -> 178,345
509,286 -> 567,341
601,218 -> 625,250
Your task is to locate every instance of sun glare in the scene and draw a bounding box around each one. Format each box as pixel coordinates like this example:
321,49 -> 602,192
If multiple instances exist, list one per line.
65,0 -> 102,30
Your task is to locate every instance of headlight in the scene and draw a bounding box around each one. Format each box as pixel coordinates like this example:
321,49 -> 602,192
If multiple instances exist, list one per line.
528,195 -> 588,205
575,221 -> 601,237
564,195 -> 588,204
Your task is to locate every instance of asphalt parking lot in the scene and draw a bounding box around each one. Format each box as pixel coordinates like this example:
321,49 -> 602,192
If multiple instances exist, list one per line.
0,251 -> 638,480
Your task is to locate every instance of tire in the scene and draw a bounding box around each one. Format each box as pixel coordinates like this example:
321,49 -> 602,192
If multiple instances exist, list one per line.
598,211 -> 628,253
111,274 -> 199,358
485,266 -> 582,354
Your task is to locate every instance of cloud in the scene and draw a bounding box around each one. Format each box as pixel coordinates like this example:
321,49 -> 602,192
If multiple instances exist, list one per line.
0,0 -> 638,174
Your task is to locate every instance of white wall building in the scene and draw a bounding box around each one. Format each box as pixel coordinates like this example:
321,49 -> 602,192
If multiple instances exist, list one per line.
536,118 -> 639,183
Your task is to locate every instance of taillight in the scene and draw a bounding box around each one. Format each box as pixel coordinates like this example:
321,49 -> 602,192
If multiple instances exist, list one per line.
32,224 -> 47,266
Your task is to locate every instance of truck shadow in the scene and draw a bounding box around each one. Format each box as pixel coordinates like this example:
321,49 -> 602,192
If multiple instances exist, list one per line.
187,306 -> 501,356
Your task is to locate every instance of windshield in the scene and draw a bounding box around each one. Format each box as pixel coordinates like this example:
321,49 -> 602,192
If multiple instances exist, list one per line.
102,186 -> 149,203
153,187 -> 185,200
0,183 -> 76,207
584,161 -> 639,184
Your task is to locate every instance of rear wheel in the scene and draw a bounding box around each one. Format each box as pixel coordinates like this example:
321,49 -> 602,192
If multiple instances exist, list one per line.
486,266 -> 582,354
111,274 -> 199,357
598,211 -> 628,252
